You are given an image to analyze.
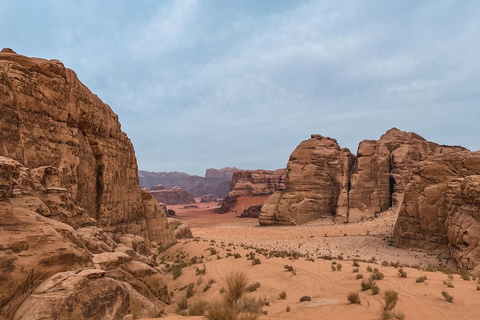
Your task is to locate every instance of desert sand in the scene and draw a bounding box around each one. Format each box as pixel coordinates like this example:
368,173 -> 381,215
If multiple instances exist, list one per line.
146,200 -> 478,320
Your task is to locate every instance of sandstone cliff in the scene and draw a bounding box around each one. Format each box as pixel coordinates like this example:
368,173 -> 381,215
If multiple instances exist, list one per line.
349,128 -> 466,220
139,167 -> 237,198
0,49 -> 175,319
229,168 -> 286,197
394,151 -> 480,269
259,135 -> 355,225
259,129 -> 466,225
149,186 -> 196,205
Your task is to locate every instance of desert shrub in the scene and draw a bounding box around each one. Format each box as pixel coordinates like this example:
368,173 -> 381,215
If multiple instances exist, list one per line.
347,292 -> 361,304
398,268 -> 407,278
381,261 -> 389,267
172,264 -> 183,279
338,255 -> 344,260
197,277 -> 203,285
209,247 -> 217,255
460,270 -> 471,281
372,283 -> 380,295
331,265 -> 337,271
186,282 -> 195,298
371,270 -> 384,280
353,261 -> 360,267
279,291 -> 287,299
356,274 -> 364,280
381,310 -> 405,320
205,301 -> 236,320
447,273 -> 454,280
442,291 -> 453,302
286,306 -> 290,312
190,256 -> 199,265
177,297 -> 188,311
299,296 -> 311,302
247,282 -> 261,292
225,271 -> 248,306
443,281 -> 454,288
477,286 -> 480,291
367,265 -> 373,272
203,283 -> 212,292
188,300 -> 208,316
251,257 -> 261,266
234,253 -> 242,259
361,278 -> 374,291
383,290 -> 398,311
337,263 -> 343,271
416,275 -> 427,283
353,268 -> 359,273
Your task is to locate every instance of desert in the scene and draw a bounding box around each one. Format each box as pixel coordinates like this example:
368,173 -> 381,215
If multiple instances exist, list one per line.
1,2 -> 480,320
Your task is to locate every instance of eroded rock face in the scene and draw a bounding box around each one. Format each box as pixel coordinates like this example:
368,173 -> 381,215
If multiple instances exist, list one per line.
394,151 -> 480,269
149,186 -> 195,205
229,169 -> 286,197
0,50 -> 175,243
259,135 -> 355,225
0,51 -> 175,319
349,128 -> 465,221
200,194 -> 217,203
167,218 -> 194,239
240,205 -> 262,218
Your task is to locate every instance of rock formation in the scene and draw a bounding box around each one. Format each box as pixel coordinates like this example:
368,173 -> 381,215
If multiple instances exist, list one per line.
200,194 -> 217,203
349,128 -> 466,220
240,205 -> 263,218
216,195 -> 238,214
138,167 -> 237,198
259,129 -> 467,225
259,135 -> 355,225
167,218 -> 194,239
394,151 -> 480,269
149,186 -> 196,205
0,50 -> 176,319
229,169 -> 286,197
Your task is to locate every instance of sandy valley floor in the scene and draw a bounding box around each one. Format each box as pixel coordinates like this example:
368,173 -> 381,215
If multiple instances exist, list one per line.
146,199 -> 479,320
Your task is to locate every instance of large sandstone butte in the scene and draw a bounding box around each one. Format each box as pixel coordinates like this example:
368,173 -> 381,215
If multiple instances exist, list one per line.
149,185 -> 196,205
0,49 -> 175,319
260,129 -> 466,226
394,151 -> 480,269
229,168 -> 286,197
259,135 -> 355,225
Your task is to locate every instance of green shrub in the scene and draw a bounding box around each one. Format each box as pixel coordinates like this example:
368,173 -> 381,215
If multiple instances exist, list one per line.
347,292 -> 361,304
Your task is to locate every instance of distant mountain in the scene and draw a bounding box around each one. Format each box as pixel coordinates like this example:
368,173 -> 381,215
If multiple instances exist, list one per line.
138,167 -> 238,199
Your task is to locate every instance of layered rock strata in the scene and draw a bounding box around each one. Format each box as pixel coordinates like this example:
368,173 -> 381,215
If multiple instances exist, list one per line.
229,169 -> 286,197
150,186 -> 196,205
394,151 -> 480,269
0,50 -> 175,319
259,135 -> 355,225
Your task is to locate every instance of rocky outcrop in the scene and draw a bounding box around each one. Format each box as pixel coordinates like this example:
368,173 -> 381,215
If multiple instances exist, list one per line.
150,186 -> 195,205
229,169 -> 286,197
260,129 -> 467,225
200,194 -> 217,203
167,218 -> 194,239
240,205 -> 263,218
0,50 -> 175,319
259,135 -> 355,225
349,128 -> 466,220
138,167 -> 237,198
0,49 -> 175,243
394,151 -> 480,269
216,195 -> 238,214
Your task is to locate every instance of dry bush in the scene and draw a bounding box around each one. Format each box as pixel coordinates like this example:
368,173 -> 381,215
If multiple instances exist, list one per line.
356,273 -> 364,280
225,271 -> 248,306
247,282 -> 261,292
383,290 -> 398,311
442,291 -> 453,302
279,291 -> 287,299
347,292 -> 361,304
397,268 -> 407,278
188,300 -> 208,316
177,297 -> 188,311
172,264 -> 183,279
367,265 -> 373,272
372,283 -> 380,295
299,296 -> 311,302
337,263 -> 343,271
205,301 -> 236,320
361,278 -> 374,291
371,269 -> 384,280
186,282 -> 195,298
416,275 -> 427,283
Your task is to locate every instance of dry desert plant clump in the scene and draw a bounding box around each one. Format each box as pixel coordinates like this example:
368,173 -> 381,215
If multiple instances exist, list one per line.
442,291 -> 453,302
299,296 -> 311,302
381,290 -> 404,319
416,275 -> 427,283
397,268 -> 407,278
347,292 -> 361,304
279,291 -> 287,299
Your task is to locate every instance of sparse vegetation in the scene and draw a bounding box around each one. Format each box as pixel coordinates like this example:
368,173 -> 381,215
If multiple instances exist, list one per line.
356,274 -> 364,280
361,278 -> 374,291
442,291 -> 453,302
251,257 -> 261,266
336,263 -> 343,271
299,296 -> 311,302
177,297 -> 188,311
371,269 -> 384,280
372,283 -> 380,295
367,265 -> 373,272
347,292 -> 361,304
186,282 -> 195,298
380,290 -> 404,319
331,265 -> 337,271
286,306 -> 290,312
398,268 -> 407,278
188,300 -> 208,316
416,275 -> 427,283
279,291 -> 287,299
247,282 -> 261,292
353,268 -> 359,273
172,264 -> 183,279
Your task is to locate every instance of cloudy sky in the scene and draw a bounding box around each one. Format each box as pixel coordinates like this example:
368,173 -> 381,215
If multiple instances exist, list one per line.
2,1 -> 479,175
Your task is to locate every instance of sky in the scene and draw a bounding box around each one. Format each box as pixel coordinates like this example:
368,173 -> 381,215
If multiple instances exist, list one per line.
1,1 -> 479,175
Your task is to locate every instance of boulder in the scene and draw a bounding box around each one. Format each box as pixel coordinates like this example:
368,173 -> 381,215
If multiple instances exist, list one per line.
167,218 -> 194,239
240,205 -> 263,218
200,194 -> 217,203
